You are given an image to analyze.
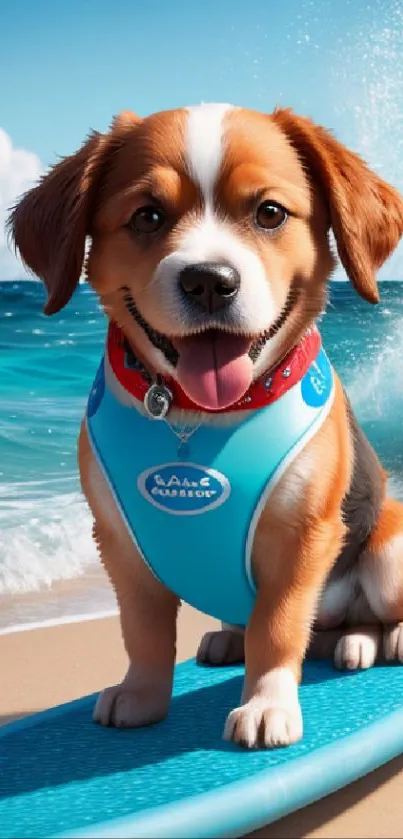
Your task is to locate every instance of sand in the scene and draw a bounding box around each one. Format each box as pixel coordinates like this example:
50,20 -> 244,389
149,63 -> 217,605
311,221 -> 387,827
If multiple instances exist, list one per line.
2,602 -> 403,838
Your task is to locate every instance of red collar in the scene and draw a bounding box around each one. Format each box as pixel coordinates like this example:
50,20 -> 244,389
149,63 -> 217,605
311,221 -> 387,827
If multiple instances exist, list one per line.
107,323 -> 321,413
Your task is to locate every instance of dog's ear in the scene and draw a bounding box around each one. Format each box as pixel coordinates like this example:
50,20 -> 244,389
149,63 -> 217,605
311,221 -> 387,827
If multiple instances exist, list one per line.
7,110 -> 140,315
272,108 -> 403,304
7,131 -> 109,315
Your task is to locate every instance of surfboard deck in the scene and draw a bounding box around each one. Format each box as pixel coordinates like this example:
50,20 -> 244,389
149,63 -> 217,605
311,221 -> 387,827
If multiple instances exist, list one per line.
2,657 -> 403,839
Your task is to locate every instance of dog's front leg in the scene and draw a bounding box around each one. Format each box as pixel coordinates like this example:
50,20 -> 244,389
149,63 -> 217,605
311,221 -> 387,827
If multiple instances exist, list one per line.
92,517 -> 180,729
79,423 -> 179,729
224,517 -> 344,748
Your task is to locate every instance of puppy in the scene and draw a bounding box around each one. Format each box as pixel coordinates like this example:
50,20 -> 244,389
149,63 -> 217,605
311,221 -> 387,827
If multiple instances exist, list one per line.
8,104 -> 403,749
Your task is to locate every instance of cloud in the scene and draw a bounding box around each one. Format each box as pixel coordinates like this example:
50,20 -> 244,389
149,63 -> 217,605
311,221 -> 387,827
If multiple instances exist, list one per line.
0,128 -> 43,280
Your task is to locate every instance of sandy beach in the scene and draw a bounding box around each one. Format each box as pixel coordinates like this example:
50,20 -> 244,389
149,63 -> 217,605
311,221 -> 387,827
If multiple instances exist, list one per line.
2,596 -> 403,838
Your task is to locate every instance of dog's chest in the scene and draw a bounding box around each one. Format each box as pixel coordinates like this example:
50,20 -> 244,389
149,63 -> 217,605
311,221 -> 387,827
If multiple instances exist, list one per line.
85,346 -> 334,626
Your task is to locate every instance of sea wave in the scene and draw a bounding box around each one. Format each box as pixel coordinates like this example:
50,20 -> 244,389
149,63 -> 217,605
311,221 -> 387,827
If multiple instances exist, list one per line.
0,485 -> 98,594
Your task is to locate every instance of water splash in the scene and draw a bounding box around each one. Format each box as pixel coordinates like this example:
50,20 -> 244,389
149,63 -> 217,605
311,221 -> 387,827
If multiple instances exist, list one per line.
330,0 -> 403,280
346,321 -> 403,422
0,487 -> 98,594
331,1 -> 403,178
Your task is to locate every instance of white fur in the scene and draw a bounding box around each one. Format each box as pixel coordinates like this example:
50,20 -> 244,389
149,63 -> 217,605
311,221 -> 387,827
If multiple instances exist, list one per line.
334,630 -> 379,670
143,102 -> 284,368
224,666 -> 302,748
317,576 -> 352,627
154,210 -> 279,333
317,534 -> 403,628
249,667 -> 299,708
185,103 -> 234,204
360,534 -> 403,619
153,210 -> 276,335
148,103 -> 277,341
317,553 -> 398,629
317,572 -> 387,629
384,624 -> 403,662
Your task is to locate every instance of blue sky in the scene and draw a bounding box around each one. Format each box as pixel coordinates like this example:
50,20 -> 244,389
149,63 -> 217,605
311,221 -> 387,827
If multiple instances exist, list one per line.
1,0 -> 402,279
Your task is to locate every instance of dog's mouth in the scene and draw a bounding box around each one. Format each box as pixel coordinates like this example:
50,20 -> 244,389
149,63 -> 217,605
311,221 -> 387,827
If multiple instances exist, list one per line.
121,285 -> 299,410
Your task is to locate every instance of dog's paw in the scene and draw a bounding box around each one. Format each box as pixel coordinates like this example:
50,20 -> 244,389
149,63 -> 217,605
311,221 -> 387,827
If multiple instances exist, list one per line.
93,684 -> 169,728
223,699 -> 303,749
197,629 -> 244,666
383,623 -> 403,662
334,629 -> 379,670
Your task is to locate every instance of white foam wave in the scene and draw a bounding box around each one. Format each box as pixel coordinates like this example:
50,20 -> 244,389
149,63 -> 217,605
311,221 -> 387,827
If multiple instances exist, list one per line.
345,324 -> 403,423
0,609 -> 119,637
387,473 -> 403,502
330,0 -> 403,281
0,488 -> 99,594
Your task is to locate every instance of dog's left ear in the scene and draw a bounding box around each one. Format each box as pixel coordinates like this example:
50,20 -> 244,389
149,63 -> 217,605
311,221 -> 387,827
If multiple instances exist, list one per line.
272,108 -> 403,303
7,110 -> 140,315
7,131 -> 112,315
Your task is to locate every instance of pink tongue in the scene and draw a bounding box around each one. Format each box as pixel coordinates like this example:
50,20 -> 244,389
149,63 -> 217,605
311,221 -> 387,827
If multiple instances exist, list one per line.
174,332 -> 253,410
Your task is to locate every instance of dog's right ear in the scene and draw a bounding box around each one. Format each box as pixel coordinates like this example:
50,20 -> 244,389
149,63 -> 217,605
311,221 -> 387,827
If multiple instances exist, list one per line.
7,110 -> 140,315
272,108 -> 403,304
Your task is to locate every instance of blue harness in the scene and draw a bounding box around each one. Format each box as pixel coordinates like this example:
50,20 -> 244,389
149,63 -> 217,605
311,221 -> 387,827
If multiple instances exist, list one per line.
86,342 -> 334,627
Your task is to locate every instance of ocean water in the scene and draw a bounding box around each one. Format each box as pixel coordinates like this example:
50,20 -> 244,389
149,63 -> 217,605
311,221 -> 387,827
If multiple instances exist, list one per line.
1,279 -> 403,620
0,281 -> 104,603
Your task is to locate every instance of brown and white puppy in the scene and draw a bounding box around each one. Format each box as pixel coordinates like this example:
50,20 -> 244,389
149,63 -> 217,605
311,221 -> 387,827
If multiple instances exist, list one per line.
8,104 -> 403,749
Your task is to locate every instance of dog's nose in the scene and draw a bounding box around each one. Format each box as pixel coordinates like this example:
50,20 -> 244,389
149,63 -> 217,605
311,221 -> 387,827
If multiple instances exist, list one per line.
179,262 -> 241,313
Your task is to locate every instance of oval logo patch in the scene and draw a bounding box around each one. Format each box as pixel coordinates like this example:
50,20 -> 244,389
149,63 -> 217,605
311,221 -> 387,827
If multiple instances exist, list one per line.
87,360 -> 105,418
137,462 -> 231,516
301,350 -> 333,408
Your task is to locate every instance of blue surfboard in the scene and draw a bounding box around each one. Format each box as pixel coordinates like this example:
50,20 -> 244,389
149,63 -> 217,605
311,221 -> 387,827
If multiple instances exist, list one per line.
1,658 -> 403,839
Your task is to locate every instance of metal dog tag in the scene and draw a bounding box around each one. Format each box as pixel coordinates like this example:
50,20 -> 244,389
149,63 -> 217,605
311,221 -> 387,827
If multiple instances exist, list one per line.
144,382 -> 173,420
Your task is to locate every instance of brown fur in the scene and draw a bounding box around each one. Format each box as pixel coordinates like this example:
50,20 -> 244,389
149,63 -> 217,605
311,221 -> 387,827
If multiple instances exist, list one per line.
272,109 -> 403,304
7,105 -> 403,748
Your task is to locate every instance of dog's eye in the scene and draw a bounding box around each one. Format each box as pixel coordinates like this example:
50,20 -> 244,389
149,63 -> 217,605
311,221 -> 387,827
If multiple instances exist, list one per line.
128,206 -> 165,234
255,201 -> 287,231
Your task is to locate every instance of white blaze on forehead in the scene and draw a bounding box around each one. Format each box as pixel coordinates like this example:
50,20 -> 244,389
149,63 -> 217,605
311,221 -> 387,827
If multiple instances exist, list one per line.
154,212 -> 277,335
185,103 -> 234,202
149,102 -> 280,353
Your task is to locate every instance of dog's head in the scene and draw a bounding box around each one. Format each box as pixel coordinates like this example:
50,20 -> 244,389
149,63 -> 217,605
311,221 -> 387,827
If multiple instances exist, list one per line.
8,104 -> 403,410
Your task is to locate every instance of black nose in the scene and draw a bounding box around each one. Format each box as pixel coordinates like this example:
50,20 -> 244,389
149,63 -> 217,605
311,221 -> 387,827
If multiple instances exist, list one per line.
179,262 -> 241,313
